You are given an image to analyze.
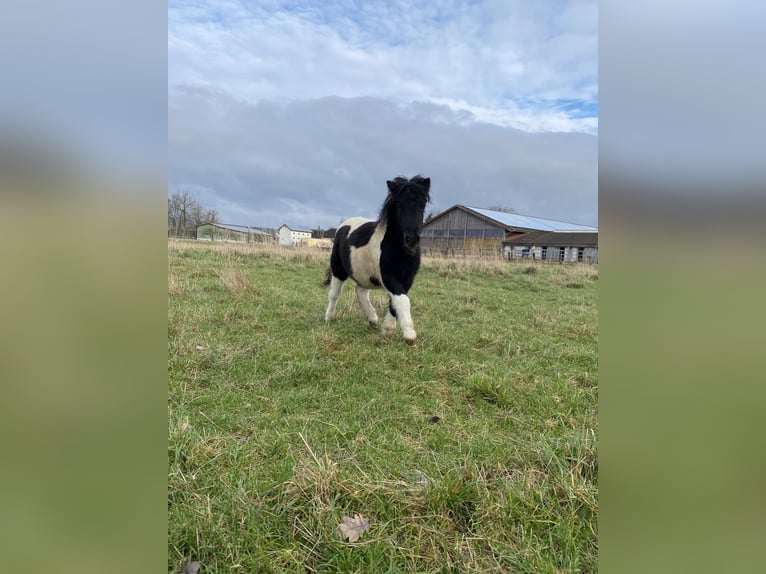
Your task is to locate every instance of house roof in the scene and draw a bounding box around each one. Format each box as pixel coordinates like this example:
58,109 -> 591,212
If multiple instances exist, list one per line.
279,224 -> 313,233
504,231 -> 598,247
465,206 -> 597,232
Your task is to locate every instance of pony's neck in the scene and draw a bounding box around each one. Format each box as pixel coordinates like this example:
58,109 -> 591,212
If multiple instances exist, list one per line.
379,213 -> 403,245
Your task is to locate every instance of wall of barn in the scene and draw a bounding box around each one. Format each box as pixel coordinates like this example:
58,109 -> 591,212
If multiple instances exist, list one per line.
503,244 -> 598,263
421,209 -> 505,255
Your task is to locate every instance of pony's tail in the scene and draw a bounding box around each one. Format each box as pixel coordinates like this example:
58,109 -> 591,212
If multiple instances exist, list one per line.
322,267 -> 332,287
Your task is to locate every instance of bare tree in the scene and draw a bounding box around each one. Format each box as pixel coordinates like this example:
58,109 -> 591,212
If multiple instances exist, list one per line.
425,209 -> 441,223
168,190 -> 199,233
203,208 -> 220,225
189,202 -> 220,226
168,191 -> 220,237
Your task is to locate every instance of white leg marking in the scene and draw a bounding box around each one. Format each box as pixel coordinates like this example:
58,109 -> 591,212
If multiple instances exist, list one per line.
355,285 -> 379,326
325,276 -> 345,321
389,293 -> 416,343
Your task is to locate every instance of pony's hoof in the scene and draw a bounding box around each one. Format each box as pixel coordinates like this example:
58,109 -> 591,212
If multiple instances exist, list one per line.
369,320 -> 379,327
405,338 -> 417,346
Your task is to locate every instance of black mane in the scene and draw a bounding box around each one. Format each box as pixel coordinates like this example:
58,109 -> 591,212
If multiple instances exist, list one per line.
378,174 -> 431,224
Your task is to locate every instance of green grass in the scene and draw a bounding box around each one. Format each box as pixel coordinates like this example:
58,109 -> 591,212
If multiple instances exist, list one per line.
168,243 -> 598,573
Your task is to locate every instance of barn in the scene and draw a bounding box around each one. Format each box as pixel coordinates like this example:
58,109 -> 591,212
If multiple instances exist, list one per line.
421,205 -> 597,257
503,231 -> 598,263
196,223 -> 273,243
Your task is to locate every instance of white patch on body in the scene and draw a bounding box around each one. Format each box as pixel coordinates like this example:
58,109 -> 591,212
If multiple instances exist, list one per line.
341,217 -> 386,289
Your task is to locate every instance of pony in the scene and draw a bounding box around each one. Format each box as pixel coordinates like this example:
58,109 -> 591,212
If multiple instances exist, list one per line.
323,175 -> 431,345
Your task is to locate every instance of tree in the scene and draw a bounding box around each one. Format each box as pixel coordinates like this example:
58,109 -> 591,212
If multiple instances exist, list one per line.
425,209 -> 440,223
312,227 -> 336,239
190,202 -> 219,226
168,190 -> 198,232
168,190 -> 220,235
204,209 -> 220,225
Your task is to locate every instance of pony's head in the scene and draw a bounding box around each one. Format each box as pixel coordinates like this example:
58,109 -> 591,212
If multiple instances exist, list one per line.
382,175 -> 431,251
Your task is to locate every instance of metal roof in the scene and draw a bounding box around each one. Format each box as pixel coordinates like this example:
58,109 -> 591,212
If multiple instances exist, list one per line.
280,224 -> 314,233
466,206 -> 597,232
198,222 -> 270,235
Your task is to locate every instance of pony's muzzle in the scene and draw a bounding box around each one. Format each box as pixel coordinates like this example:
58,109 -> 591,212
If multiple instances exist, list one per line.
404,235 -> 419,249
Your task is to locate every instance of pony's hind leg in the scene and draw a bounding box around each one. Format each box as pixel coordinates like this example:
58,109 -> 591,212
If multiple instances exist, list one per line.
355,285 -> 379,326
381,307 -> 397,335
325,276 -> 345,321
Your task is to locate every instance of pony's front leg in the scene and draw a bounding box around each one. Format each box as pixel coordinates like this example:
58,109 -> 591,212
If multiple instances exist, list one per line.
355,285 -> 379,326
388,293 -> 417,345
325,276 -> 345,321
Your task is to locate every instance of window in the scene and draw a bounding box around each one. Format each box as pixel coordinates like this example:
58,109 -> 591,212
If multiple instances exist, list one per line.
577,247 -> 584,262
541,246 -> 548,260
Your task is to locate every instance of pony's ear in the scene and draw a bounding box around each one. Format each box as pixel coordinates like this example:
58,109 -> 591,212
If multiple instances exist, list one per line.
386,180 -> 400,194
421,177 -> 431,192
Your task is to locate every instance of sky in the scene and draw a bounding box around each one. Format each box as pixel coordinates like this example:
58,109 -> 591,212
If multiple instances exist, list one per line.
169,0 -> 598,229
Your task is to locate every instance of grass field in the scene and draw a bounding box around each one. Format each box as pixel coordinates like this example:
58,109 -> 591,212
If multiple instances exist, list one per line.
168,242 -> 598,573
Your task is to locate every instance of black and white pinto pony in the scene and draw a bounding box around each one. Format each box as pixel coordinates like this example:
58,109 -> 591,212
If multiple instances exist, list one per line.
323,175 -> 431,345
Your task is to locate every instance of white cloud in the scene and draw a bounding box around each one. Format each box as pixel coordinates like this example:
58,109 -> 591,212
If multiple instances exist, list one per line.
169,0 -> 597,132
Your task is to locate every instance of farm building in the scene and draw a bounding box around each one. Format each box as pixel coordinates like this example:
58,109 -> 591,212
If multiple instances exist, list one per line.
503,231 -> 598,263
278,224 -> 313,246
196,223 -> 273,243
421,205 -> 597,256
301,238 -> 333,250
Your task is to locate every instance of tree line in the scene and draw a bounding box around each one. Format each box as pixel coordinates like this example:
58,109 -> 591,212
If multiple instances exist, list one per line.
168,190 -> 345,242
168,190 -> 220,233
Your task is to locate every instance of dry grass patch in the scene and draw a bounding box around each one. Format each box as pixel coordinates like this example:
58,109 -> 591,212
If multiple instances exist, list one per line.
218,267 -> 250,294
168,272 -> 185,295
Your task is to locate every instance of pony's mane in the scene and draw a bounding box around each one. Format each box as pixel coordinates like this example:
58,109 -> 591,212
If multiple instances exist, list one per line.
378,174 -> 431,224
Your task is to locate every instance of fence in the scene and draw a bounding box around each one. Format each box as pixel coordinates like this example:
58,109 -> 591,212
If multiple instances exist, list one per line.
167,227 -> 276,243
167,228 -> 197,240
168,233 -> 598,264
422,247 -> 598,264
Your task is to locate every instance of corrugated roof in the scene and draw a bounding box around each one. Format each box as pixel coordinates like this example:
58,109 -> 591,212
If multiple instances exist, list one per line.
504,231 -> 598,247
198,222 -> 270,235
281,224 -> 313,233
466,206 -> 597,232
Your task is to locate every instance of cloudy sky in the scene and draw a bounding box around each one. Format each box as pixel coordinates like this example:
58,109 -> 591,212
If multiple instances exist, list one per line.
169,0 -> 598,229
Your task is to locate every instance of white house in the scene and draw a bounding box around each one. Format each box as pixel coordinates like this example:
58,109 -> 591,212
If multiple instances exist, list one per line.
278,224 -> 313,246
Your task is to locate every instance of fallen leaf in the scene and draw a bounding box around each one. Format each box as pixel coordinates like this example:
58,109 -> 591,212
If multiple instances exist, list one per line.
195,345 -> 205,351
337,514 -> 370,542
183,559 -> 200,574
